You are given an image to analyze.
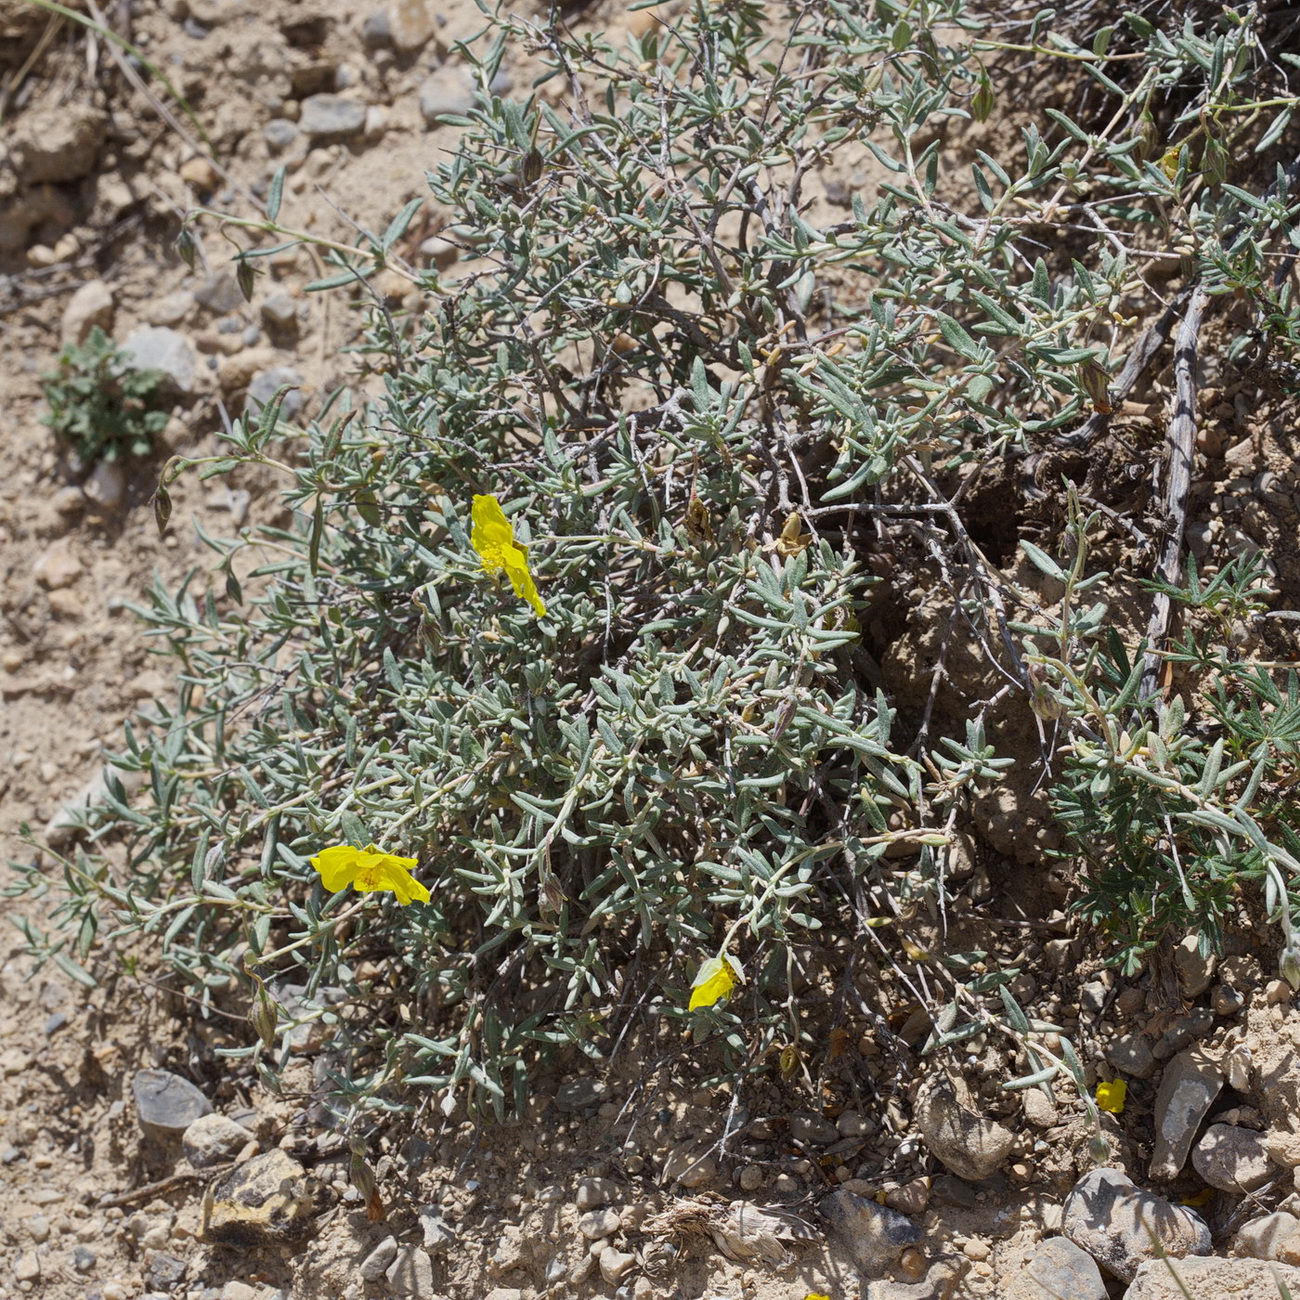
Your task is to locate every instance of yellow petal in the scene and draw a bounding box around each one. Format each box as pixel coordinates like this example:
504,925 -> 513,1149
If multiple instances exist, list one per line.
505,562 -> 546,618
311,845 -> 364,892
381,859 -> 431,905
471,494 -> 518,571
1094,1079 -> 1127,1114
688,955 -> 739,1011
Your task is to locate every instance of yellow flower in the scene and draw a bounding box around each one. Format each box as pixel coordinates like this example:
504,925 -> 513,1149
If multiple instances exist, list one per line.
1095,1079 -> 1127,1114
470,493 -> 546,617
310,845 -> 430,905
688,953 -> 743,1011
805,1294 -> 831,1300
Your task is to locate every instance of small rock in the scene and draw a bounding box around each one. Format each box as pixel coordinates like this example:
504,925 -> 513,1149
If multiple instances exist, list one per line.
195,272 -> 247,315
44,762 -> 147,848
179,155 -> 220,190
11,105 -> 107,183
1175,935 -> 1216,997
260,291 -> 298,331
61,280 -> 115,346
148,290 -> 195,327
299,94 -> 367,139
661,1145 -> 718,1188
1023,1089 -> 1058,1128
388,0 -> 434,50
146,1252 -> 187,1290
246,365 -> 304,420
1154,1008 -> 1214,1059
1235,1211 -> 1300,1264
575,1177 -> 617,1210
34,541 -> 82,590
1265,978 -> 1294,1005
789,1113 -> 840,1145
360,1235 -> 398,1280
362,9 -> 392,46
72,1245 -> 96,1272
26,1214 -> 50,1242
82,459 -> 126,512
201,1149 -> 321,1244
13,1251 -> 40,1282
419,234 -> 460,270
862,1258 -> 966,1299
419,67 -> 475,123
819,1188 -> 922,1271
883,1178 -> 931,1216
1005,1238 -> 1106,1300
1106,1033 -> 1156,1079
121,326 -> 198,393
554,1078 -> 609,1112
418,1206 -> 456,1252
915,1077 -> 1015,1181
1126,1256 -> 1300,1298
183,1113 -> 254,1169
264,119 -> 299,151
599,1246 -> 636,1285
1150,1047 -> 1223,1179
837,1110 -> 872,1137
1192,1123 -> 1276,1193
133,1068 -> 212,1140
1212,983 -> 1245,1016
385,1246 -> 436,1299
1061,1167 -> 1210,1282
578,1208 -> 621,1239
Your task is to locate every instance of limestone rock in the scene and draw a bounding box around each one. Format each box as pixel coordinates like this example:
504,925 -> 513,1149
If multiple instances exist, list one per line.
1004,1237 -> 1107,1300
819,1188 -> 922,1271
1061,1168 -> 1210,1282
862,1259 -> 966,1300
299,94 -> 366,139
201,1149 -> 322,1244
418,67 -> 475,123
61,280 -> 115,346
11,105 -> 107,183
1126,1256 -> 1300,1298
388,0 -> 434,50
385,1246 -> 437,1299
1235,1211 -> 1300,1265
914,1076 -> 1015,1181
1150,1047 -> 1223,1179
132,1068 -> 212,1140
1175,934 -> 1216,997
182,1113 -> 254,1169
121,326 -> 198,393
1192,1124 -> 1277,1193
359,1234 -> 398,1280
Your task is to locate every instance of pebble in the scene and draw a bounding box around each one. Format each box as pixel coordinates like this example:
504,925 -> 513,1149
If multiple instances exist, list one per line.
599,1246 -> 636,1285
1175,934 -> 1216,997
147,290 -> 195,326
388,0 -> 434,50
182,1113 -> 254,1168
299,94 -> 367,139
1126,1256 -> 1300,1298
862,1259 -> 966,1300
10,104 -> 106,184
789,1113 -> 840,1145
1266,978 -> 1294,1005
1004,1237 -> 1106,1300
13,1251 -> 40,1281
27,1214 -> 50,1242
61,279 -> 115,346
195,272 -> 246,315
1154,1008 -> 1214,1059
121,326 -> 198,392
418,66 -> 476,123
264,119 -> 299,151
914,1078 -> 1014,1181
384,1246 -> 436,1299
1150,1047 -> 1223,1179
82,459 -> 126,512
72,1245 -> 97,1272
179,155 -> 220,190
738,1165 -> 763,1192
418,1206 -> 456,1253
554,1078 -> 609,1112
1235,1211 -> 1300,1264
575,1177 -> 617,1210
1106,1033 -> 1156,1079
661,1145 -> 718,1188
260,291 -> 298,330
1061,1168 -> 1210,1281
578,1208 -> 621,1239
359,1234 -> 398,1280
1211,983 -> 1245,1016
34,541 -> 83,590
819,1188 -> 922,1270
133,1068 -> 213,1140
884,1178 -> 932,1216
1192,1123 -> 1277,1193
247,366 -> 305,420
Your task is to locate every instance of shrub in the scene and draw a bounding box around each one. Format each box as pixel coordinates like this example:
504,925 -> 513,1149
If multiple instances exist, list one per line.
15,0 -> 1300,1124
41,326 -> 169,465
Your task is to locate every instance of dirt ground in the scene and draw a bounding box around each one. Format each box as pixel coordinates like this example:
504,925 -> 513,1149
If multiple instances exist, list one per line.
6,2 -> 1300,1299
